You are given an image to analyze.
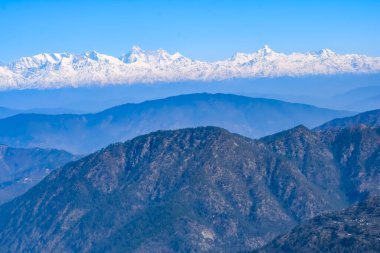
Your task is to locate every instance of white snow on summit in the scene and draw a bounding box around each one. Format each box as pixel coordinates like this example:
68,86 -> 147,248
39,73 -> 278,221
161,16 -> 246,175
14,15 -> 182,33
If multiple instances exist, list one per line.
1,46 -> 380,89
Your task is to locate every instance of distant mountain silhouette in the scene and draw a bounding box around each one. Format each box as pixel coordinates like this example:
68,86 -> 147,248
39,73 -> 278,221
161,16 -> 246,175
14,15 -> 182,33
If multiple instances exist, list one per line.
330,85 -> 380,111
0,93 -> 352,153
0,107 -> 18,119
1,75 -> 379,113
0,106 -> 84,119
0,145 -> 78,204
256,196 -> 380,253
0,125 -> 378,252
316,109 -> 380,130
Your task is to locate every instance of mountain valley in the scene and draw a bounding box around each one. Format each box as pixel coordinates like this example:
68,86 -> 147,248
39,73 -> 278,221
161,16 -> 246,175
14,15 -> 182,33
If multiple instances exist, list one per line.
0,145 -> 78,204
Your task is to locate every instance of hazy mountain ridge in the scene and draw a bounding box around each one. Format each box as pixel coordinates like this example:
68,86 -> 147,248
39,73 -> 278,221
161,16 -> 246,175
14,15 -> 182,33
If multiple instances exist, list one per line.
0,107 -> 19,119
325,86 -> 380,111
0,145 -> 78,204
1,46 -> 380,89
1,75 -> 379,113
0,93 -> 352,153
0,106 -> 85,119
0,124 -> 379,252
316,109 -> 380,130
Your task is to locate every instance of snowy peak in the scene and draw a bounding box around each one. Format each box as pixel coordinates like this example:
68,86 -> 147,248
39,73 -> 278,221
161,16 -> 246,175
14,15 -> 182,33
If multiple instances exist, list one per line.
9,53 -> 70,70
120,46 -> 188,65
10,51 -> 123,72
258,45 -> 274,55
315,48 -> 336,57
228,45 -> 280,64
84,50 -> 101,61
1,46 -> 380,89
81,51 -> 122,64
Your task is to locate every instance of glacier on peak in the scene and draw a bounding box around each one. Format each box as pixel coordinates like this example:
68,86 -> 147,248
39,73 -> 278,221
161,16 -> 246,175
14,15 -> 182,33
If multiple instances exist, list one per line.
0,46 -> 380,90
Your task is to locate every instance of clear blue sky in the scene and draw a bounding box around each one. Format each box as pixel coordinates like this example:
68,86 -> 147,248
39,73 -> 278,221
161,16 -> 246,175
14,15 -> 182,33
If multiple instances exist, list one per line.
1,0 -> 379,62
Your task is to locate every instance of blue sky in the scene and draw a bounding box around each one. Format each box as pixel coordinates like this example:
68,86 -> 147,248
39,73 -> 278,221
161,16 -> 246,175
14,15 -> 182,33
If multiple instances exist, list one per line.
0,0 -> 379,62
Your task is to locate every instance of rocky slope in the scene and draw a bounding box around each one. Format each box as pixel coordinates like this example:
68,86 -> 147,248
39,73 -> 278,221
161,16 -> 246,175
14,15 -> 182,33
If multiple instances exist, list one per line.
256,196 -> 380,253
0,125 -> 379,252
262,125 -> 380,202
0,145 -> 78,204
1,46 -> 380,89
0,93 -> 351,153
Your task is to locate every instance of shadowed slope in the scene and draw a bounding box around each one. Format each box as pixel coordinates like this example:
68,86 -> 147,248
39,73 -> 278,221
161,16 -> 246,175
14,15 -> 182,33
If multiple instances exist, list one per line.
0,125 -> 379,252
256,196 -> 380,253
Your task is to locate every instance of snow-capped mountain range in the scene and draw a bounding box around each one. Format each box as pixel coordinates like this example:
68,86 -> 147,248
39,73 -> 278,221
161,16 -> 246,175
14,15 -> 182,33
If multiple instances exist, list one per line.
1,45 -> 380,89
